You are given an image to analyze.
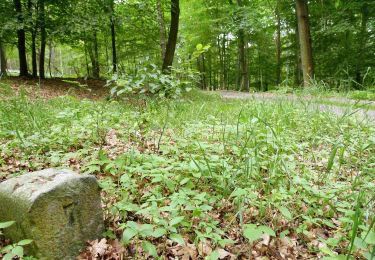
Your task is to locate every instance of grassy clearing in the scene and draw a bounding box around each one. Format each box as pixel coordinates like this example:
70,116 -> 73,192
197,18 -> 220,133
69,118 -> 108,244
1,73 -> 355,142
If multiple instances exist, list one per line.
0,83 -> 374,259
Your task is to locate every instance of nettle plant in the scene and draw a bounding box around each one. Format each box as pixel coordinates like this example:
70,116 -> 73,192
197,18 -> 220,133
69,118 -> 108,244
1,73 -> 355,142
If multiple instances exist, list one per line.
0,221 -> 34,260
107,64 -> 197,99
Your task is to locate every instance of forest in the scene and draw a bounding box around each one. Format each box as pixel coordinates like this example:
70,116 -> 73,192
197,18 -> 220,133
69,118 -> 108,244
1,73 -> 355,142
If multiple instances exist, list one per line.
0,0 -> 374,259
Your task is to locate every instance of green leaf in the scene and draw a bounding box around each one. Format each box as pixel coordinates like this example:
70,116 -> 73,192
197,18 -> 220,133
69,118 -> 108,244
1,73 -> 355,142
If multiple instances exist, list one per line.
142,241 -> 158,257
170,233 -> 185,245
0,221 -> 15,229
139,224 -> 154,237
243,224 -> 275,242
243,224 -> 263,243
152,227 -> 167,238
365,231 -> 375,245
17,239 -> 33,246
3,253 -> 15,260
170,216 -> 184,226
196,44 -> 203,51
278,206 -> 293,220
327,144 -> 339,173
11,246 -> 24,257
258,225 -> 276,237
122,228 -> 137,244
180,177 -> 190,185
206,250 -> 220,260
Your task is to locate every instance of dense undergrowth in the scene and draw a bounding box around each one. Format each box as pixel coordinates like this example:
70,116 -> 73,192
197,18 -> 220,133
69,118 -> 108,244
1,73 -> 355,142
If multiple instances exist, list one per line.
0,83 -> 374,259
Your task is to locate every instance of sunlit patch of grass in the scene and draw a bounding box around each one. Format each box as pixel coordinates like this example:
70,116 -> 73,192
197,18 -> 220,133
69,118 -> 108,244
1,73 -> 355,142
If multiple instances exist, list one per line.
0,90 -> 374,258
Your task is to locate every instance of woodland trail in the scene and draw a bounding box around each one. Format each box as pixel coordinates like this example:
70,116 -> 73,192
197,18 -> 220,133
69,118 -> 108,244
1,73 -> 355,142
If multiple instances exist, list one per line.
216,90 -> 375,122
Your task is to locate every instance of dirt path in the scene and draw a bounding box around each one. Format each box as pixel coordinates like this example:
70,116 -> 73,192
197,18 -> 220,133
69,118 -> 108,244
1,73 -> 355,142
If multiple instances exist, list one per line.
217,91 -> 375,122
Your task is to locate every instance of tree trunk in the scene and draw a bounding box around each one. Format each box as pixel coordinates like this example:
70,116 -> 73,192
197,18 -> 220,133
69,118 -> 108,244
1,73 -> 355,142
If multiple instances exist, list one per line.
90,32 -> 100,79
28,0 -> 38,78
39,0 -> 46,79
156,0 -> 167,60
275,0 -> 282,85
238,29 -> 249,92
355,3 -> 369,85
0,41 -> 7,76
162,0 -> 180,73
236,0 -> 249,92
296,0 -> 314,87
110,0 -> 117,73
48,42 -> 53,78
223,33 -> 228,90
13,0 -> 29,77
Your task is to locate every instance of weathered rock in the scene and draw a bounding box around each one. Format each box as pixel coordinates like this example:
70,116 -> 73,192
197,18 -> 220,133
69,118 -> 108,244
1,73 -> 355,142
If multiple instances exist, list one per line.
0,168 -> 104,260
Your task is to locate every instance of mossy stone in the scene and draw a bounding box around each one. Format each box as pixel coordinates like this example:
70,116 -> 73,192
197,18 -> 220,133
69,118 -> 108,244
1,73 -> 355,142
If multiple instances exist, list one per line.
0,169 -> 104,260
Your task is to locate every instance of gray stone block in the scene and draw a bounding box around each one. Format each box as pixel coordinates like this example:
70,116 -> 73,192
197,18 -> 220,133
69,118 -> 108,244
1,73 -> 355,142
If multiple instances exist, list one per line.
0,168 -> 104,260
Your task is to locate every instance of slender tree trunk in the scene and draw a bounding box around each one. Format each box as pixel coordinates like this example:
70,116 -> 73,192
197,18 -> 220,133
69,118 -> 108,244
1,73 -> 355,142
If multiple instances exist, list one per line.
0,41 -> 7,76
39,0 -> 46,79
236,0 -> 249,92
13,0 -> 29,77
355,3 -> 369,85
156,0 -> 167,60
91,32 -> 100,79
296,0 -> 314,87
238,29 -> 249,91
31,30 -> 38,77
223,33 -> 228,90
48,42 -> 53,78
84,42 -> 90,77
110,0 -> 117,73
162,0 -> 180,73
275,0 -> 282,85
218,35 -> 223,89
28,0 -> 38,78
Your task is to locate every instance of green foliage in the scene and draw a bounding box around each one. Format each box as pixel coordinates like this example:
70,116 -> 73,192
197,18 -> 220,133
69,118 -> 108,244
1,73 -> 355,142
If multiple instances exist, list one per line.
0,90 -> 374,258
107,65 -> 197,98
0,221 -> 34,260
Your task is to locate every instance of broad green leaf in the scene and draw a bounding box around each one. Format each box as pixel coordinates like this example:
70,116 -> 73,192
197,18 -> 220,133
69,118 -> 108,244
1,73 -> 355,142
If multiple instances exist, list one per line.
365,231 -> 375,245
243,224 -> 263,242
3,253 -> 15,260
258,225 -> 276,237
0,221 -> 15,229
170,216 -> 184,226
278,206 -> 293,220
170,234 -> 185,245
152,228 -> 167,238
142,241 -> 158,257
11,246 -> 24,257
122,228 -> 137,243
206,250 -> 220,260
17,239 -> 33,246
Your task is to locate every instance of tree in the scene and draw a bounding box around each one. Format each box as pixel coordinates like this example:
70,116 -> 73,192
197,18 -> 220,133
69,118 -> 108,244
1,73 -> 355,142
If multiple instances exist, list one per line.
235,0 -> 249,92
109,0 -> 117,73
0,41 -> 7,76
162,0 -> 180,73
275,0 -> 282,85
13,0 -> 29,77
39,0 -> 47,78
156,0 -> 167,60
296,0 -> 313,87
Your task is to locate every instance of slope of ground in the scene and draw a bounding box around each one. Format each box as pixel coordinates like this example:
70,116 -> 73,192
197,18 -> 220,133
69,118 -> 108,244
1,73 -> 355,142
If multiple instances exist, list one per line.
0,79 -> 374,259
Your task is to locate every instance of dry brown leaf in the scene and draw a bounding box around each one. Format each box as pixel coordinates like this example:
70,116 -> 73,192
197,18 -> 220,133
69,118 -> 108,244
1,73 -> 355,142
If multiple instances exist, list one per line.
171,243 -> 197,260
217,248 -> 235,259
91,238 -> 109,258
198,240 -> 213,256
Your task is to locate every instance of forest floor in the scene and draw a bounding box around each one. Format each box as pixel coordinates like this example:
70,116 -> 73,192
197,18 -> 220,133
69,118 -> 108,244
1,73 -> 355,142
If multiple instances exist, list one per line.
0,78 -> 374,259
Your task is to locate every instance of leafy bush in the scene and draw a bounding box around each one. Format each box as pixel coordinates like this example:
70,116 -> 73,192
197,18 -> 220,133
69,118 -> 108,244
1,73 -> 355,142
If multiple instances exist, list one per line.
107,65 -> 198,98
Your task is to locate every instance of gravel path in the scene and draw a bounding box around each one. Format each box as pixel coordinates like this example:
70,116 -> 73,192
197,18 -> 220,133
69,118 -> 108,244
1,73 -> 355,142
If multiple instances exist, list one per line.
217,91 -> 375,122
